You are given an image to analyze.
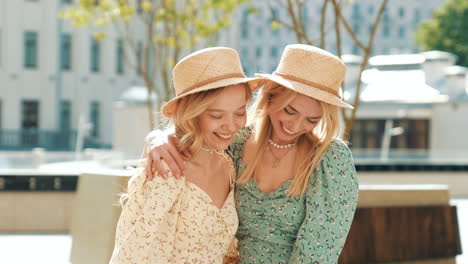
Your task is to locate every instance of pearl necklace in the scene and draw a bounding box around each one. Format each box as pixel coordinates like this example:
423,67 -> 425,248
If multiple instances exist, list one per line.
268,138 -> 295,149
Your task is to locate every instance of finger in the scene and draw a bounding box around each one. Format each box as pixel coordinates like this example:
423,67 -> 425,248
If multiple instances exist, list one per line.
141,143 -> 153,181
182,149 -> 192,159
152,151 -> 168,179
166,143 -> 186,175
145,157 -> 153,181
153,156 -> 167,180
159,148 -> 181,179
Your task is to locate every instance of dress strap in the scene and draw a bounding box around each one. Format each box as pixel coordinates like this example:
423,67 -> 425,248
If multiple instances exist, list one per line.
218,150 -> 235,186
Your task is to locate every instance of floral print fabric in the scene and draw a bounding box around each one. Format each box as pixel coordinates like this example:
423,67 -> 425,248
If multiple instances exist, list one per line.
110,156 -> 238,264
227,127 -> 359,264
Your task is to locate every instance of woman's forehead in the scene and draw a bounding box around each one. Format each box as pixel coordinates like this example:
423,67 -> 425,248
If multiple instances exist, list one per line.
288,94 -> 323,116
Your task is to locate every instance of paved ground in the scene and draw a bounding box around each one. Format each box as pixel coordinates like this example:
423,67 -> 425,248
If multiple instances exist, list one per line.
1,199 -> 467,264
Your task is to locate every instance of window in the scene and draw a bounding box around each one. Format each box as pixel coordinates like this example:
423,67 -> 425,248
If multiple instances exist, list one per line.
59,100 -> 71,131
414,9 -> 421,24
352,44 -> 359,55
383,25 -> 390,37
352,4 -> 360,19
270,8 -> 279,23
391,120 -> 429,149
399,26 -> 405,38
241,10 -> 249,39
368,5 -> 374,15
90,38 -> 100,72
399,7 -> 404,18
60,33 -> 72,70
350,120 -> 385,149
116,39 -> 124,74
301,6 -> 308,27
24,31 -> 38,68
353,23 -> 360,34
270,46 -> 278,58
350,119 -> 430,150
61,0 -> 72,4
243,66 -> 250,76
383,10 -> 390,23
255,47 -> 262,58
21,100 -> 39,146
22,100 -> 39,130
89,102 -> 100,137
241,47 -> 249,60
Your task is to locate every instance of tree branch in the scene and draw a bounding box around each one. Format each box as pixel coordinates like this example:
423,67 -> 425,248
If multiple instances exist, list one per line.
330,0 -> 366,51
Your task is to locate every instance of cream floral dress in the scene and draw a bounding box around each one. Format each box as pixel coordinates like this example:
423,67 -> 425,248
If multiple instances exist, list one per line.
110,153 -> 238,264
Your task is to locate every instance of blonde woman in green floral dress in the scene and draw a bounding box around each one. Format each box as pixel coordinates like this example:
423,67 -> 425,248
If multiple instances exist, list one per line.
144,44 -> 359,263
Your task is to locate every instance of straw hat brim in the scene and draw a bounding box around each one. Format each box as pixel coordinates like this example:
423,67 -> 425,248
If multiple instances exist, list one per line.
162,77 -> 264,117
255,73 -> 354,109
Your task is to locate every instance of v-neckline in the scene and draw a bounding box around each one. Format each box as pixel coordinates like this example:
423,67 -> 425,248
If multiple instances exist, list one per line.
185,180 -> 233,210
250,178 -> 292,195
238,145 -> 292,195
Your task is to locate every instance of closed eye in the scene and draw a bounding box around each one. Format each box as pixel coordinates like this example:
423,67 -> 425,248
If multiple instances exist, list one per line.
236,110 -> 246,116
284,107 -> 295,115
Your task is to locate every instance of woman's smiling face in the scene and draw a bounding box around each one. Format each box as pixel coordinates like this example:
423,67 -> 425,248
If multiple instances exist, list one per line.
268,92 -> 323,145
198,84 -> 248,150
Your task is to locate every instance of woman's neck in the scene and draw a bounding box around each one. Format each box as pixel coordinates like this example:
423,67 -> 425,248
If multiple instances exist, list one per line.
190,147 -> 224,167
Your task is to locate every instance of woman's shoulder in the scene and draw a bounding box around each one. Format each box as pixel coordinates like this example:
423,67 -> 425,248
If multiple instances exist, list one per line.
227,125 -> 254,158
232,125 -> 254,144
323,139 -> 353,160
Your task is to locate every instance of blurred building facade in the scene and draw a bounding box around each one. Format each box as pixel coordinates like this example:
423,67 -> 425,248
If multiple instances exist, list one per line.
222,0 -> 447,75
0,0 -> 145,150
346,51 -> 468,161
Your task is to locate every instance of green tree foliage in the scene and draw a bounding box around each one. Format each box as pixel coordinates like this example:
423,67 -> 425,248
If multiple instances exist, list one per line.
61,0 -> 247,128
416,0 -> 468,66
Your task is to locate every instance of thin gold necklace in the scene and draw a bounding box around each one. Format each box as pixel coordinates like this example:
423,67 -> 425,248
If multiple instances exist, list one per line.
268,144 -> 294,168
200,146 -> 220,155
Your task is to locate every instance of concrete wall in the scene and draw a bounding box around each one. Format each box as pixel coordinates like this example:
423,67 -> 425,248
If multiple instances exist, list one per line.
431,102 -> 468,161
358,171 -> 468,198
1,171 -> 467,233
0,192 -> 75,232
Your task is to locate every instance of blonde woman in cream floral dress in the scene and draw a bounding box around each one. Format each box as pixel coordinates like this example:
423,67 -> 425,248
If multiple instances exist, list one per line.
109,47 -> 260,264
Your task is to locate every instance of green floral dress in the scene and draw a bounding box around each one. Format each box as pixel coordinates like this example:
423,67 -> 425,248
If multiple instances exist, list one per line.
227,127 -> 359,264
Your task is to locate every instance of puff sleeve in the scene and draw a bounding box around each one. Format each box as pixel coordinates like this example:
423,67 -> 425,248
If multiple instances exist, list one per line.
289,141 -> 359,263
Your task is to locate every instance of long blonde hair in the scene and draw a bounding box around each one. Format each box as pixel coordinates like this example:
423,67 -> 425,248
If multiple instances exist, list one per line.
171,84 -> 252,156
238,82 -> 342,197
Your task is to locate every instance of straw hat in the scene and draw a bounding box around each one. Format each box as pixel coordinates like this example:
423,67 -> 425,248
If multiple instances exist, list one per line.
161,47 -> 262,117
256,44 -> 353,109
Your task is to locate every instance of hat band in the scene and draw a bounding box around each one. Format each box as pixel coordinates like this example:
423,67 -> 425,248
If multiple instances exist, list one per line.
180,73 -> 247,95
273,72 -> 340,97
